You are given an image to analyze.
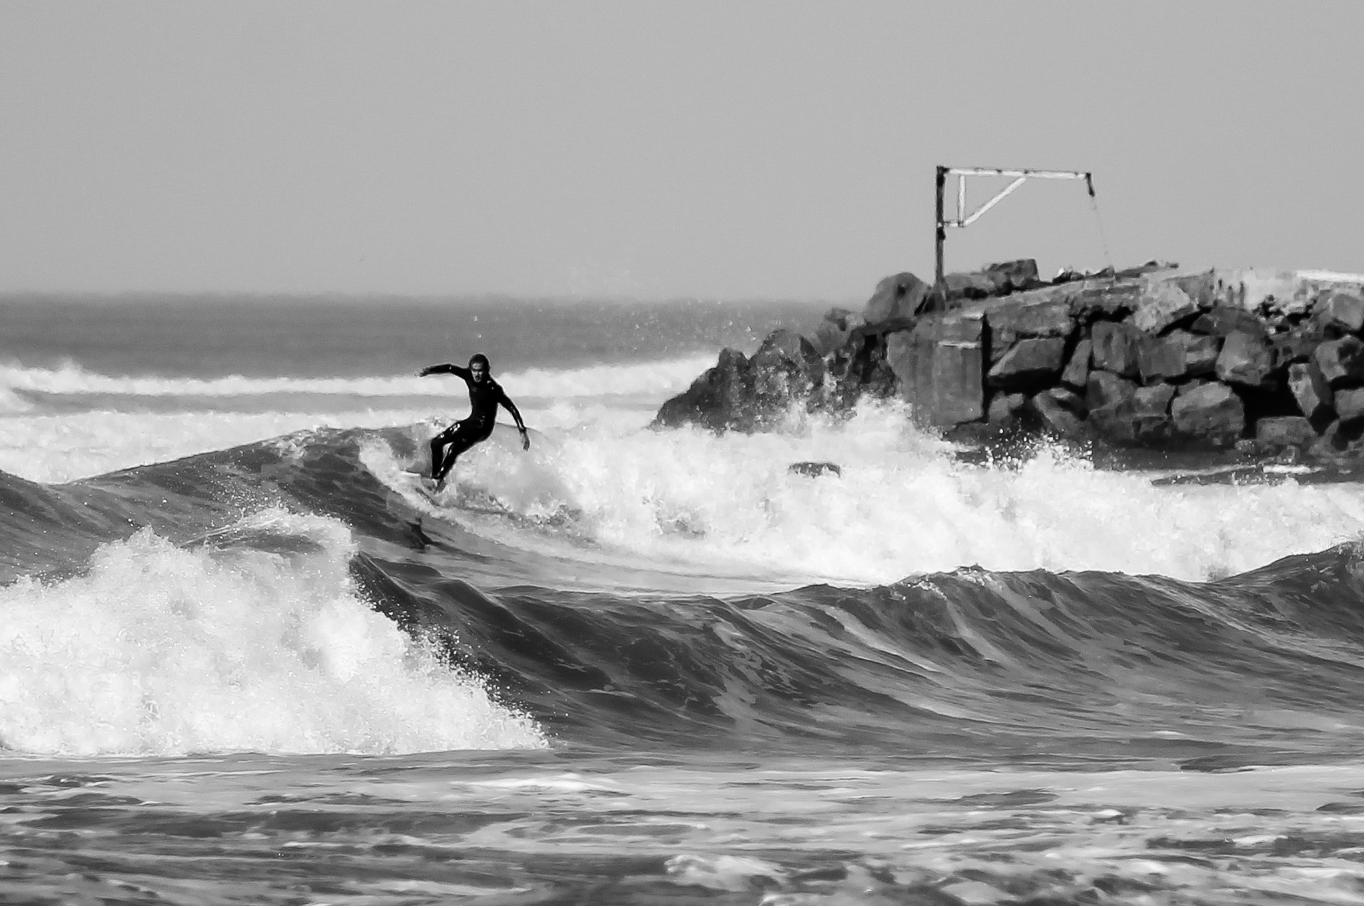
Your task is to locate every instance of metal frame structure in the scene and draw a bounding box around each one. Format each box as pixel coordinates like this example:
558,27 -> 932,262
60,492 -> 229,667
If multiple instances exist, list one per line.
934,165 -> 1095,291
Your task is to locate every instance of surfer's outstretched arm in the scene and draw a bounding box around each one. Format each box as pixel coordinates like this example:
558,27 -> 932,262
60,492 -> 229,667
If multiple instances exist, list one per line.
499,392 -> 531,450
418,363 -> 472,379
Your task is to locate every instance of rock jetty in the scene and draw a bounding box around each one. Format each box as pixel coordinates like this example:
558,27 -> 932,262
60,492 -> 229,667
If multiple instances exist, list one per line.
653,260 -> 1364,466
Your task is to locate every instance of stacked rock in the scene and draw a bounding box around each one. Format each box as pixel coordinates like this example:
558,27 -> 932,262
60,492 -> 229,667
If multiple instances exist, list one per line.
653,262 -> 1364,465
651,328 -> 828,433
954,268 -> 1363,460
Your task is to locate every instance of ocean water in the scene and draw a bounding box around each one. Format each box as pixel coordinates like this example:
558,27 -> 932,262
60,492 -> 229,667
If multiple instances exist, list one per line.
0,295 -> 1361,905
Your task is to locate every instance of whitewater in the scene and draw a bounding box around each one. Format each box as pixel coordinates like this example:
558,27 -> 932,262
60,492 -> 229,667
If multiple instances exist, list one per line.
0,295 -> 1360,905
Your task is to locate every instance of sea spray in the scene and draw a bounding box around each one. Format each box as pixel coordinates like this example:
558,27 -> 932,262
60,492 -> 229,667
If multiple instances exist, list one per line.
0,510 -> 546,756
372,400 -> 1362,586
379,401 -> 1360,584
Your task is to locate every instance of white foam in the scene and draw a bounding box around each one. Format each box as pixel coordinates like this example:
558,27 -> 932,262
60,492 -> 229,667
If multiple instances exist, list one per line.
0,409 -> 429,483
0,511 -> 547,756
3,390 -> 1359,586
0,397 -> 646,484
405,399 -> 1363,585
666,854 -> 787,891
0,355 -> 715,401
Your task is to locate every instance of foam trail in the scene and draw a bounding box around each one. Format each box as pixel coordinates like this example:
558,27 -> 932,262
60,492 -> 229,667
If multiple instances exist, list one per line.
0,511 -> 547,756
0,356 -> 715,401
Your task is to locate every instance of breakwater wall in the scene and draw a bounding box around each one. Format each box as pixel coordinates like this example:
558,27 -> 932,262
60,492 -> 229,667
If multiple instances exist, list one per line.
654,261 -> 1364,465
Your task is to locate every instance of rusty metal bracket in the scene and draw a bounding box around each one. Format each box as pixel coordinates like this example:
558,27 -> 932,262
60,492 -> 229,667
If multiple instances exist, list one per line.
935,165 -> 1095,293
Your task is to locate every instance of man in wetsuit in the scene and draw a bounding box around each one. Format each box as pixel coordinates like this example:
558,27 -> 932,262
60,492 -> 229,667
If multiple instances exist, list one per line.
417,353 -> 529,491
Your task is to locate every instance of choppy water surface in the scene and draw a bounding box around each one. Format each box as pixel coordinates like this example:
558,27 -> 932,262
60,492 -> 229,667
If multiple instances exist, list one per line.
0,297 -> 1360,904
1,753 -> 1359,905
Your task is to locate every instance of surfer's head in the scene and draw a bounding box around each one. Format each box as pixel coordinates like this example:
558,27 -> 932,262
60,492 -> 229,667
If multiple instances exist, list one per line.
468,353 -> 490,381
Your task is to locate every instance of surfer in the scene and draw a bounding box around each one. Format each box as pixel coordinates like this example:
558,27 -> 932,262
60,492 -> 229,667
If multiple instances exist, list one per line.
418,353 -> 530,491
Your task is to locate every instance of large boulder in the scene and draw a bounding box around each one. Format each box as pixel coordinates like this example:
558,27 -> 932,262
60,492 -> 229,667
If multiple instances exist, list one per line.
1172,269 -> 1217,309
1130,280 -> 1198,334
1215,329 -> 1274,388
1315,290 -> 1364,336
789,461 -> 841,478
813,307 -> 863,356
1089,382 -> 1174,445
1314,336 -> 1363,388
986,298 -> 1075,356
1171,382 -> 1246,446
1288,361 -> 1335,423
653,347 -> 752,432
1177,330 -> 1221,377
830,325 -> 899,405
1086,370 -> 1138,411
1270,323 -> 1325,372
986,337 -> 1067,390
1028,388 -> 1086,439
983,259 -> 1041,295
889,312 -> 985,426
749,329 -> 825,427
1255,416 -> 1317,451
651,329 -> 825,433
1134,383 -> 1177,416
1123,330 -> 1218,386
1335,387 -> 1364,424
1309,419 -> 1364,460
864,272 -> 932,325
883,329 -> 917,388
1090,321 -> 1143,378
1061,338 -> 1092,389
1070,281 -> 1142,322
1130,384 -> 1177,443
1192,306 -> 1264,337
987,391 -> 1027,426
941,271 -> 996,302
1137,334 -> 1189,384
752,328 -> 822,381
1117,260 -> 1179,279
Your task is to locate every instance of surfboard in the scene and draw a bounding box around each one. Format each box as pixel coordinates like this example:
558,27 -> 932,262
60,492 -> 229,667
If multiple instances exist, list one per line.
399,469 -> 450,502
397,469 -> 511,514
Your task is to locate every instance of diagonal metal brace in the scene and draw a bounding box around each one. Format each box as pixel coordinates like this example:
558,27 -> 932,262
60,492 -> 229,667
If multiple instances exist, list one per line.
952,175 -> 1027,227
935,165 -> 1095,293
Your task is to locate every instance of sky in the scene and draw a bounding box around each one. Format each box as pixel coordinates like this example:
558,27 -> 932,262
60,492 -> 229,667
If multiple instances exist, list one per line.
1,0 -> 1361,301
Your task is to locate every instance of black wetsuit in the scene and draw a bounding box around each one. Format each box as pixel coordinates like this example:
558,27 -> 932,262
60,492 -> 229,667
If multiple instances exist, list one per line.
422,364 -> 525,481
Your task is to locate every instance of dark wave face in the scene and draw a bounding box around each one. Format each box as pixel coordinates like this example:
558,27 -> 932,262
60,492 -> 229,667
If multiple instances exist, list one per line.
0,425 -> 1360,763
364,544 -> 1362,762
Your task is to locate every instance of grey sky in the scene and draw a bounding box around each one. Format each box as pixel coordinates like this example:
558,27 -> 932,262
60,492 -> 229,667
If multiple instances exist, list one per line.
1,0 -> 1361,300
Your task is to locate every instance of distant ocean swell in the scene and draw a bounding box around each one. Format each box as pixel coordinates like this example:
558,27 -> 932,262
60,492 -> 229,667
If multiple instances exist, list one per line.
0,423 -> 1359,761
0,355 -> 714,483
0,356 -> 718,404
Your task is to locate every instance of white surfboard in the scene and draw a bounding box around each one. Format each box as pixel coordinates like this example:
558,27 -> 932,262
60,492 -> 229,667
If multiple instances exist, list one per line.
398,469 -> 510,515
399,469 -> 448,501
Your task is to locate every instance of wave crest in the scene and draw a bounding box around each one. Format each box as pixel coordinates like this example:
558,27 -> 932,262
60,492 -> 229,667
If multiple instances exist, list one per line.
0,513 -> 546,757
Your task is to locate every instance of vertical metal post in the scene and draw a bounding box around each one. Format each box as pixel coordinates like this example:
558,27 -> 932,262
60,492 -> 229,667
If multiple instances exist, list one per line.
934,166 -> 947,294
